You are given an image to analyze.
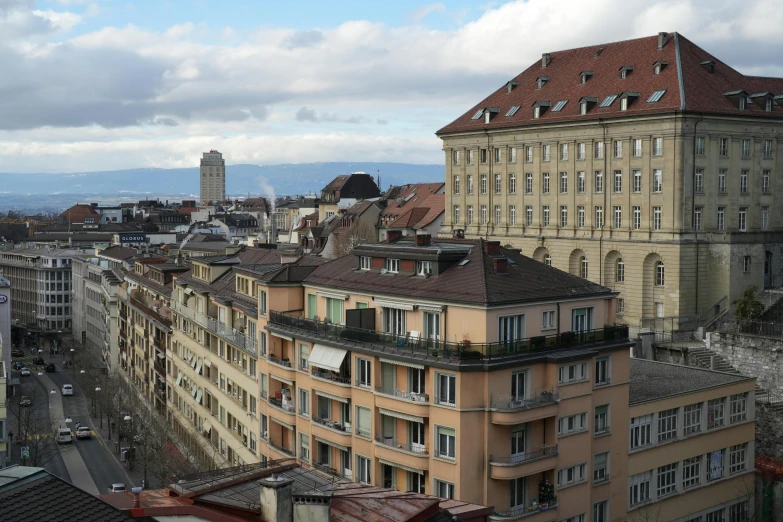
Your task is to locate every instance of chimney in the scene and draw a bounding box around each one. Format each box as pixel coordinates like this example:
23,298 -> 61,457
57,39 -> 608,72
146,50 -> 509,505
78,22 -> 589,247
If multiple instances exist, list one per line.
387,230 -> 402,243
131,487 -> 142,509
657,32 -> 667,50
493,258 -> 508,273
541,53 -> 551,68
260,474 -> 294,522
484,240 -> 501,255
415,234 -> 431,247
175,252 -> 183,266
293,492 -> 332,522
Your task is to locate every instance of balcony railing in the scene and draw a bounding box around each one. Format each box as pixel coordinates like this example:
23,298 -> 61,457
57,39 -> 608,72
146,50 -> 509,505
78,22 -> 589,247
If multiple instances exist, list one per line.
374,434 -> 428,455
269,311 -> 629,364
269,440 -> 295,457
492,500 -> 558,520
268,355 -> 292,368
171,300 -> 257,356
311,368 -> 351,385
312,416 -> 352,433
490,389 -> 559,411
490,445 -> 558,465
375,386 -> 430,403
269,396 -> 295,414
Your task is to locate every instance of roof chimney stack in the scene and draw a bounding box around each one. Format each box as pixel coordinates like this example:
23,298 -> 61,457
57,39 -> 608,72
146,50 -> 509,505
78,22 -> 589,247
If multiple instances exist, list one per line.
542,53 -> 551,68
293,492 -> 332,522
260,474 -> 294,522
493,257 -> 508,273
415,234 -> 431,247
657,32 -> 667,50
131,487 -> 142,509
484,240 -> 501,255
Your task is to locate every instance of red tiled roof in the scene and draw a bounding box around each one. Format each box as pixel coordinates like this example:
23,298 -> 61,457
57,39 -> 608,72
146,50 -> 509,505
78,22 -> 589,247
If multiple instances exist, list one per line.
59,204 -> 100,224
413,194 -> 444,228
438,32 -> 783,135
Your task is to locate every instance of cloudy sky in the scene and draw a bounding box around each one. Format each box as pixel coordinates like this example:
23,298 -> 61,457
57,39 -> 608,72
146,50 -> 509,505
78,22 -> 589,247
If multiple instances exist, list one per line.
1,0 -> 781,173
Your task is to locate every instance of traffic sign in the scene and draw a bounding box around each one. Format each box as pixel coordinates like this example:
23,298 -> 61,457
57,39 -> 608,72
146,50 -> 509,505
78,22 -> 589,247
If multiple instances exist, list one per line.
21,446 -> 29,459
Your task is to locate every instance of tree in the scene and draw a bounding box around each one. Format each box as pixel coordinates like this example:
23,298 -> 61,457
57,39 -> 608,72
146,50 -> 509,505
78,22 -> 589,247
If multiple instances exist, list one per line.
734,285 -> 765,321
332,219 -> 377,257
9,390 -> 73,468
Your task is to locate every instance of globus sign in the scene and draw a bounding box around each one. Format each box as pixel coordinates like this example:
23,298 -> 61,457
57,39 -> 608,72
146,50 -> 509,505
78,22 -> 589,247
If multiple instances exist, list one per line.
118,233 -> 146,243
0,295 -> 8,304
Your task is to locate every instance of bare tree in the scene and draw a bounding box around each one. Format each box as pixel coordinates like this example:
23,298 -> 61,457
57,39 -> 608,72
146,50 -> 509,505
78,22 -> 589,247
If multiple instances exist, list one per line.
333,219 -> 377,257
9,390 -> 73,467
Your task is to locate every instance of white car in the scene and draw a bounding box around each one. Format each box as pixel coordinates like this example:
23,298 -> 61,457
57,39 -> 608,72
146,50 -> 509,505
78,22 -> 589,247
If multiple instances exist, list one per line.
20,367 -> 31,376
76,426 -> 91,439
56,428 -> 73,444
108,483 -> 126,493
62,384 -> 73,396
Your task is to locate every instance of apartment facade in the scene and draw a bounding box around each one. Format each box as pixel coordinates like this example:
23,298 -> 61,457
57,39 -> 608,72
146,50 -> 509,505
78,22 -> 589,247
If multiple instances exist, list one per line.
627,359 -> 756,521
200,149 -> 226,205
437,32 -> 783,328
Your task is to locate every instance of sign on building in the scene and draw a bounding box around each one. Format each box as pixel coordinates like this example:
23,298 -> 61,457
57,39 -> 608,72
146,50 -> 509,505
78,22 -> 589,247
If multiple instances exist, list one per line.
117,233 -> 146,244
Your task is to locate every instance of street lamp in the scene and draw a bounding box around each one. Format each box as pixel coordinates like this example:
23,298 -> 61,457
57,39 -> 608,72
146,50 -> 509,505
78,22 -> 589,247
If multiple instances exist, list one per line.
123,415 -> 134,471
70,348 -> 75,377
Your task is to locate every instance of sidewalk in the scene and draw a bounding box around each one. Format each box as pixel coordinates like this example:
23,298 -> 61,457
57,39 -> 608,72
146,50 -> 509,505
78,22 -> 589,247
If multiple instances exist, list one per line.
86,407 -> 146,488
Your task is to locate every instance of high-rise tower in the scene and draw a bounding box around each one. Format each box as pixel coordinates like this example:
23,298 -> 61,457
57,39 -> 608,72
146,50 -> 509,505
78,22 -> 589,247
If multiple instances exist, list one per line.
200,150 -> 226,204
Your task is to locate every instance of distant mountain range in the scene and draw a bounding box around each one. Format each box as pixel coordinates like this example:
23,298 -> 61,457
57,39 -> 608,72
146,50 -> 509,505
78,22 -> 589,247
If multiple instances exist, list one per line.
0,162 -> 444,197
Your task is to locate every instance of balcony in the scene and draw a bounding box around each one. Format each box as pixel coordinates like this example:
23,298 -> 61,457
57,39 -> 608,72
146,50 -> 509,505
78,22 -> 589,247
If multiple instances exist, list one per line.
311,368 -> 351,386
374,435 -> 429,471
268,311 -> 630,367
312,462 -> 351,480
312,416 -> 352,434
171,300 -> 257,356
489,500 -> 558,522
312,416 -> 353,446
268,355 -> 292,369
374,387 -> 430,418
490,389 -> 559,425
269,396 -> 296,415
268,440 -> 295,458
489,445 -> 558,480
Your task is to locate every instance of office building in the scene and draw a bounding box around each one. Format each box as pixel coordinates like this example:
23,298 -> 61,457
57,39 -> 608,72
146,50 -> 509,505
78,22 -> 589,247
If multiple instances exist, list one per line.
200,150 -> 226,205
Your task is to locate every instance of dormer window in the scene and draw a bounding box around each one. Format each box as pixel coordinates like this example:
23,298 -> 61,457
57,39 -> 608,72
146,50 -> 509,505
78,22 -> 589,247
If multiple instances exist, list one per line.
750,93 -> 775,112
506,81 -> 519,93
723,90 -> 749,110
653,61 -> 668,75
619,66 -> 634,79
619,92 -> 640,111
579,97 -> 597,115
536,76 -> 549,89
384,258 -> 400,273
415,261 -> 432,276
767,99 -> 774,112
360,256 -> 371,270
579,71 -> 593,85
532,101 -> 551,119
700,60 -> 715,74
483,108 -> 499,124
739,97 -> 746,110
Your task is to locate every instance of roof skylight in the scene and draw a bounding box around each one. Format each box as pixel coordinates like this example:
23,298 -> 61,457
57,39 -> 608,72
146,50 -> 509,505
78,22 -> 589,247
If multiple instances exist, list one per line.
599,95 -> 618,108
647,89 -> 667,103
551,100 -> 568,112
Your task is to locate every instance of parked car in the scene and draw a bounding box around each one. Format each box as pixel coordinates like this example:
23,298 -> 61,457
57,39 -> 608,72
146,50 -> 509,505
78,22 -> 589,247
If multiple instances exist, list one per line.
11,349 -> 24,357
108,483 -> 126,493
20,367 -> 31,377
56,428 -> 72,444
32,356 -> 45,365
19,396 -> 32,407
62,384 -> 73,396
45,363 -> 56,373
76,426 -> 91,439
12,361 -> 23,371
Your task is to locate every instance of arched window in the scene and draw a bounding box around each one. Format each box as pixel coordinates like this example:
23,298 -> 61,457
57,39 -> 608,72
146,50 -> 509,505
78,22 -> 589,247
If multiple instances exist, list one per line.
616,259 -> 625,282
580,256 -> 588,279
656,261 -> 665,286
544,255 -> 552,267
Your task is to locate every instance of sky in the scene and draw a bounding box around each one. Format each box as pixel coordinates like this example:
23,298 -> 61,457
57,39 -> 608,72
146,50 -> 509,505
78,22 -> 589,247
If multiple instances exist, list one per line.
1,0 -> 782,173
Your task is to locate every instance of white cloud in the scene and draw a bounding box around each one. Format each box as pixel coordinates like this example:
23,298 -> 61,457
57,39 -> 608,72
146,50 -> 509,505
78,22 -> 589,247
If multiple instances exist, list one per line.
0,0 -> 781,173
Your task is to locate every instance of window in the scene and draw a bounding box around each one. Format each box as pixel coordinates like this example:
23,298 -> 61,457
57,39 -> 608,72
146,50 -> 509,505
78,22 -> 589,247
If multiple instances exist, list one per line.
436,426 -> 456,459
717,207 -> 725,231
360,256 -> 371,270
653,137 -> 663,156
613,140 -> 622,158
480,205 -> 488,225
580,256 -> 588,278
383,307 -> 406,336
653,169 -> 662,192
525,173 -> 533,193
563,514 -> 585,522
742,138 -> 750,157
576,142 -> 585,160
560,143 -> 568,161
437,373 -> 456,405
467,175 -> 474,194
729,501 -> 748,522
653,207 -> 662,231
613,206 -> 622,229
762,169 -> 771,192
764,139 -> 773,158
384,258 -> 400,273
594,141 -> 604,158
740,170 -> 748,193
356,405 -> 371,439
683,456 -> 701,489
762,207 -> 769,231
543,172 -> 550,193
614,170 -> 622,192
557,463 -> 586,486
657,463 -> 677,497
656,302 -> 664,318
720,138 -> 728,156
467,205 -> 473,224
509,173 -> 517,193
299,343 -> 309,370
467,149 -> 474,164
580,100 -> 588,114
559,362 -> 587,384
543,206 -> 550,226
577,171 -> 585,193
560,172 -> 568,193
509,477 -> 526,509
593,500 -> 609,522
544,255 -> 552,267
525,146 -> 533,162
326,297 -> 343,324
684,403 -> 702,435
628,471 -> 652,506
708,449 -> 725,481
633,139 -> 642,157
708,398 -> 725,428
600,95 -> 617,107
452,175 -> 460,194
633,206 -> 641,230
526,206 -> 533,226
632,169 -> 642,192
558,412 -> 587,435
299,433 -> 310,461
595,206 -> 603,229
658,408 -> 678,442
499,314 -> 525,343
743,255 -> 751,273
706,509 -> 725,522
299,389 -> 310,416
509,205 -> 516,225
695,169 -> 704,192
739,208 -> 747,232
594,452 -> 609,483
259,290 -> 267,316
356,455 -> 371,483
694,207 -> 702,231
435,480 -> 455,500
494,148 -> 501,163
533,106 -> 540,119
577,206 -> 585,228
595,405 -> 609,435
506,105 -> 520,117
729,443 -> 748,474
620,97 -> 628,111
543,144 -> 551,161
696,136 -> 705,155
495,206 -> 501,225
730,393 -> 747,423
595,170 -> 603,193
560,206 -> 568,227
542,310 -> 556,330
357,358 -> 371,387
509,147 -> 517,163
617,298 -> 625,314
453,205 -> 460,223
596,356 -> 610,384
630,414 -> 652,449
480,174 -> 487,194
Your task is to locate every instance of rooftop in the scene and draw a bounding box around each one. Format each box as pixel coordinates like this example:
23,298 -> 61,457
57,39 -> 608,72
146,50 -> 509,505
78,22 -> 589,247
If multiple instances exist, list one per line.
628,358 -> 753,405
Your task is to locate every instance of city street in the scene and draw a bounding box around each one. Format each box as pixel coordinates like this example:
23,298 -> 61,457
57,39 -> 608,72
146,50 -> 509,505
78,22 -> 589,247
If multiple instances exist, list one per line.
7,353 -> 138,494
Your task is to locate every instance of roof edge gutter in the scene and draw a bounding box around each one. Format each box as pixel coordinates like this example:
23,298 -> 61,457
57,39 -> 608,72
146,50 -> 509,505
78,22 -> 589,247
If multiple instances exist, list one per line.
674,32 -> 686,111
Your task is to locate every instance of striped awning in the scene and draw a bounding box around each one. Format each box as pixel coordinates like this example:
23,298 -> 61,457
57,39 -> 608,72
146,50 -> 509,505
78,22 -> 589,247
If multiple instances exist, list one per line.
272,374 -> 294,386
317,291 -> 347,300
378,458 -> 424,475
270,416 -> 295,431
379,408 -> 423,424
315,390 -> 348,404
418,303 -> 444,313
275,333 -> 294,342
379,357 -> 424,370
309,344 -> 348,373
375,299 -> 414,311
315,436 -> 349,453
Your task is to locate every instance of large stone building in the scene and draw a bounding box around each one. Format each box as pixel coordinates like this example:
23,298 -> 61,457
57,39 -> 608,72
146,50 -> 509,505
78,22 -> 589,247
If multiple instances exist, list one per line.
437,32 -> 783,329
200,150 -> 226,204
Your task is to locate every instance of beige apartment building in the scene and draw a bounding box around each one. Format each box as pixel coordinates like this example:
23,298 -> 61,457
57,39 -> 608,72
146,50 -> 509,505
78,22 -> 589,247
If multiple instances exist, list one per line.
437,32 -> 783,329
200,149 -> 226,204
